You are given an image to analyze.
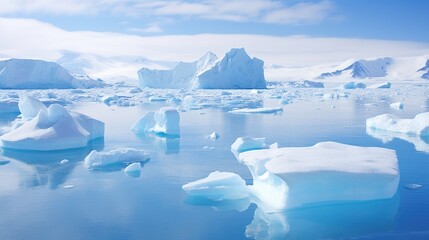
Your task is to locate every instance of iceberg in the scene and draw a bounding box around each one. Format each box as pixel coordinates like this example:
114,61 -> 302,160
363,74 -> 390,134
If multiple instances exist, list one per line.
182,171 -> 249,201
138,48 -> 266,89
0,96 -> 104,151
231,137 -> 267,159
0,58 -> 104,89
131,107 -> 180,136
238,141 -> 399,211
389,102 -> 404,110
229,107 -> 283,114
366,112 -> 429,136
337,81 -> 366,89
368,82 -> 391,89
84,148 -> 149,169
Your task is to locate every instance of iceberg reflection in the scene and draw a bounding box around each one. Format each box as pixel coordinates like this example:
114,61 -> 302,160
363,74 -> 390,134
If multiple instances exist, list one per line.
135,132 -> 180,154
367,127 -> 429,153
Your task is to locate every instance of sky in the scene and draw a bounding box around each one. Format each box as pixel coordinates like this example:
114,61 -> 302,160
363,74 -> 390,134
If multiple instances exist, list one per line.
0,0 -> 428,70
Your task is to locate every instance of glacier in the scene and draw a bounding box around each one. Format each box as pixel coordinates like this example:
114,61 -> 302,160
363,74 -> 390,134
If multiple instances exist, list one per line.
0,59 -> 104,89
366,112 -> 429,136
138,48 -> 266,89
0,95 -> 104,151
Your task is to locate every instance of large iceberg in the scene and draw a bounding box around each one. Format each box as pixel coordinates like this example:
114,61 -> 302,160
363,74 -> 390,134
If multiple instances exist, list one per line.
239,141 -> 399,211
366,112 -> 429,136
0,58 -> 104,89
132,107 -> 180,136
0,96 -> 104,151
138,48 -> 266,89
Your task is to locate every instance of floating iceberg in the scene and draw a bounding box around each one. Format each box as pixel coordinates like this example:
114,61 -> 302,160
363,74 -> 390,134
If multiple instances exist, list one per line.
389,102 -> 404,110
239,141 -> 399,211
366,112 -> 429,136
231,137 -> 267,159
138,48 -> 266,89
0,58 -> 104,89
84,148 -> 149,169
337,81 -> 366,89
229,107 -> 283,114
0,96 -> 104,151
182,171 -> 249,201
132,107 -> 180,136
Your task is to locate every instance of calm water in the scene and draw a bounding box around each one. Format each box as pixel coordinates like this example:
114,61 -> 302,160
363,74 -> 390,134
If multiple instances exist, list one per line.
1,96 -> 429,240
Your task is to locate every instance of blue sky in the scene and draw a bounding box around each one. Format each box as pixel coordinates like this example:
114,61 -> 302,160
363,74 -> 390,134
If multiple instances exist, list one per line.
1,0 -> 428,42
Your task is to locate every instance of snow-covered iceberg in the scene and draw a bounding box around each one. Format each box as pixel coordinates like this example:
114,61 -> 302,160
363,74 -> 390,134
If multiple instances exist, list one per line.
138,48 -> 266,89
0,96 -> 104,151
231,137 -> 268,159
182,171 -> 249,201
239,141 -> 399,211
84,148 -> 149,169
131,107 -> 180,136
366,112 -> 429,136
320,57 -> 392,79
0,58 -> 104,89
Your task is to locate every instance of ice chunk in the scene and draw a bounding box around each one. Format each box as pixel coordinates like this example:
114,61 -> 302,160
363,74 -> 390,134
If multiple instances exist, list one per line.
84,148 -> 149,169
0,100 -> 104,151
128,87 -> 142,93
231,137 -> 267,159
368,82 -> 391,89
338,81 -> 366,89
132,107 -> 180,136
60,159 -> 69,165
182,171 -> 249,201
209,131 -> 220,140
389,102 -> 404,110
238,142 -> 399,211
229,107 -> 283,114
366,112 -> 429,136
124,162 -> 142,177
404,183 -> 422,190
18,94 -> 47,120
285,80 -> 324,88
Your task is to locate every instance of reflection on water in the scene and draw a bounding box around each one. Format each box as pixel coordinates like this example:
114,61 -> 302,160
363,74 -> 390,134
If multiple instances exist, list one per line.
184,194 -> 399,239
134,132 -> 180,154
367,128 -> 429,153
0,138 -> 104,189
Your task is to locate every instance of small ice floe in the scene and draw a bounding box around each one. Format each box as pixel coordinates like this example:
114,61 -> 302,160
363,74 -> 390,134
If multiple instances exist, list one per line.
208,132 -> 220,140
63,185 -> 75,189
124,162 -> 142,178
366,112 -> 429,135
390,102 -> 404,110
132,107 -> 180,136
404,184 -> 422,190
182,171 -> 249,201
60,159 -> 69,165
229,107 -> 283,114
128,87 -> 142,94
83,148 -> 149,169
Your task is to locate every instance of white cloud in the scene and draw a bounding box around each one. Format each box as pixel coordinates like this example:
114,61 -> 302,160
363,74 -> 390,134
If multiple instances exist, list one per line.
1,17 -> 428,68
128,24 -> 163,33
0,0 -> 335,25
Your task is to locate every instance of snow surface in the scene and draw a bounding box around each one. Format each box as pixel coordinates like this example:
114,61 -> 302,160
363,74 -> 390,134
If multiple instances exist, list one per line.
182,171 -> 249,201
366,112 -> 429,136
368,82 -> 391,89
132,107 -> 180,136
0,58 -> 104,89
320,57 -> 392,79
239,141 -> 399,211
84,148 -> 149,169
138,48 -> 266,89
0,95 -> 104,151
231,137 -> 267,159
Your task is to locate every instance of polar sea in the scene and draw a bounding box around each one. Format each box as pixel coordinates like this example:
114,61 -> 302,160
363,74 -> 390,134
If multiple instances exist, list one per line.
1,85 -> 429,240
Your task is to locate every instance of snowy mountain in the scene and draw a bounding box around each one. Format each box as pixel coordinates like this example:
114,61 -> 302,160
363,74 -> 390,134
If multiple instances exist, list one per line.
138,52 -> 217,89
138,48 -> 266,89
57,52 -> 177,84
320,57 -> 392,79
418,59 -> 429,79
0,59 -> 104,89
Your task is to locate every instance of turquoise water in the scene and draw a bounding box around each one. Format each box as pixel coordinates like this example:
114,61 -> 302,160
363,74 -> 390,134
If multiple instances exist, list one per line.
0,97 -> 429,240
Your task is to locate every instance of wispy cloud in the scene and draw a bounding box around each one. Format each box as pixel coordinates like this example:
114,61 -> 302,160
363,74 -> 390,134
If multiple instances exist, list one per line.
0,0 -> 335,25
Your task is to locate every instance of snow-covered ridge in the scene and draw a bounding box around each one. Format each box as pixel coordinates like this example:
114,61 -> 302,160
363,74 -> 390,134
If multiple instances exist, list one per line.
418,59 -> 429,79
320,57 -> 392,79
138,48 -> 266,89
0,58 -> 104,89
